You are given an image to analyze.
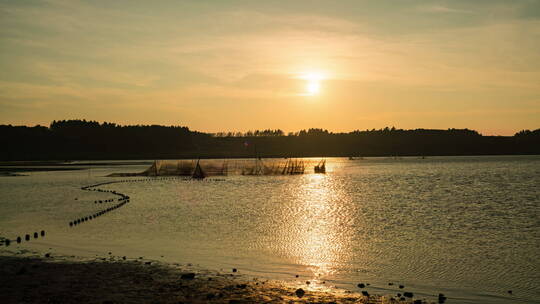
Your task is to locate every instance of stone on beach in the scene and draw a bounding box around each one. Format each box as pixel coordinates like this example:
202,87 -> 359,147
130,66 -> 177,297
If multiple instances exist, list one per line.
181,272 -> 196,280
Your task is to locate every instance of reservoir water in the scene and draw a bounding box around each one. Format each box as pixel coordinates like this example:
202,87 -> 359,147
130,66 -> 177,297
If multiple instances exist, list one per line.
1,156 -> 539,303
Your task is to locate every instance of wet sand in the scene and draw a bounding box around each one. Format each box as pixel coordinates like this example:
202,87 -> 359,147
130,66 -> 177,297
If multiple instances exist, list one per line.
0,252 -> 429,304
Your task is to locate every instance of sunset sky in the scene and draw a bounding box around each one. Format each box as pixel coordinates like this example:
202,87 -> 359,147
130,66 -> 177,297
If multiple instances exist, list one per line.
1,0 -> 539,135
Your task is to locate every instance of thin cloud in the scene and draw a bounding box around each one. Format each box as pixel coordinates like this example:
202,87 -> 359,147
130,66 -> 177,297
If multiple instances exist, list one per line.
418,5 -> 473,14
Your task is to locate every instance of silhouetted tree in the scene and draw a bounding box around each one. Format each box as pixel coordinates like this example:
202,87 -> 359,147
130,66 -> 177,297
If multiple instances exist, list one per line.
0,121 -> 538,160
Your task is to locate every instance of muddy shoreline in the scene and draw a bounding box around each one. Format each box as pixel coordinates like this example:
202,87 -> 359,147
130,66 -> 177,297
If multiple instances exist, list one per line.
0,251 -> 431,304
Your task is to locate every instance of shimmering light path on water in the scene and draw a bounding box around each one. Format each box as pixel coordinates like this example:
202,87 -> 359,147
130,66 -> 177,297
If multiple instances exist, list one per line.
0,156 -> 539,303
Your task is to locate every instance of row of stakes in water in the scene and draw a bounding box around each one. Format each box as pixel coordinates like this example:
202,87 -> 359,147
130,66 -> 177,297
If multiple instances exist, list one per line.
77,183 -> 131,227
81,178 -> 222,189
4,177 -> 214,247
4,230 -> 46,246
80,177 -> 186,190
4,183 -> 130,246
70,199 -> 129,227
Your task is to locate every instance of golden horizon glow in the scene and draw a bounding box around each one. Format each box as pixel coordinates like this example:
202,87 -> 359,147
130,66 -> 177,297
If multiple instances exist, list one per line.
0,1 -> 538,135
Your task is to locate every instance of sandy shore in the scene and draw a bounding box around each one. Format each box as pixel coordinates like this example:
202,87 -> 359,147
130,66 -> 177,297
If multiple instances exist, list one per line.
0,251 -> 432,304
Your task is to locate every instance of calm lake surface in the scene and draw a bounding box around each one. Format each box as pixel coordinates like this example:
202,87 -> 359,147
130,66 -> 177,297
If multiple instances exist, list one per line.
1,156 -> 539,303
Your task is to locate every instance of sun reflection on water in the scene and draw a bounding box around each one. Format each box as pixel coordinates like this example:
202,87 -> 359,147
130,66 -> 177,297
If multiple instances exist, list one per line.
283,173 -> 355,288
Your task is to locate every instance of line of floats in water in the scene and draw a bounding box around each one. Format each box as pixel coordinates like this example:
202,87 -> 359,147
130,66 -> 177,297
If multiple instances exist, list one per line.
2,159 -> 323,248
72,182 -> 131,227
2,160 -> 327,246
1,176 -> 228,247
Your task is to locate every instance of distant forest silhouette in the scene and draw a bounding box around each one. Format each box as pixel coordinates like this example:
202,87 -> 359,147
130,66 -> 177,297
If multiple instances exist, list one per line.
0,119 -> 538,160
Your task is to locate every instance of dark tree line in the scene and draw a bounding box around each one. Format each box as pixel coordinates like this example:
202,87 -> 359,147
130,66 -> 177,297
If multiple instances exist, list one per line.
0,119 -> 538,160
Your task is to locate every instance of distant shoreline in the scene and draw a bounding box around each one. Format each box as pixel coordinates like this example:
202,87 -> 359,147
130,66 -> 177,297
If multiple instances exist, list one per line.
2,121 -> 538,161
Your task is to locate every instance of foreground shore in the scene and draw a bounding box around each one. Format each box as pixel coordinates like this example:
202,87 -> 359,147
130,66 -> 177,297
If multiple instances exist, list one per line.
0,252 -> 432,304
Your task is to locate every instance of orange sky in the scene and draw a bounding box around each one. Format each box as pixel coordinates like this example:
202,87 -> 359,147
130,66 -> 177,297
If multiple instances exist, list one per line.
1,0 -> 539,135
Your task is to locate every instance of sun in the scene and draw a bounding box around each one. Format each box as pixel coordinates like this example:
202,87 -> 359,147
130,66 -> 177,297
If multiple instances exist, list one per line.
306,81 -> 320,95
299,72 -> 326,96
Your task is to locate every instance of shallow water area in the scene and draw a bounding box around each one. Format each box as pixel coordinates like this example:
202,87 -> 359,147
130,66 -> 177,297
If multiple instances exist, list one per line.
1,156 -> 539,303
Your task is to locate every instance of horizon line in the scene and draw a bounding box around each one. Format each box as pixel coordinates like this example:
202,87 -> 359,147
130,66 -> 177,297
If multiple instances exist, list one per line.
2,119 -> 538,137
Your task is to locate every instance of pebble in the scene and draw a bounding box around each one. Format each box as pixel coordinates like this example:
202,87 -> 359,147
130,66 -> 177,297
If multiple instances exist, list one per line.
181,273 -> 196,280
404,291 -> 414,298
357,283 -> 365,288
295,288 -> 305,298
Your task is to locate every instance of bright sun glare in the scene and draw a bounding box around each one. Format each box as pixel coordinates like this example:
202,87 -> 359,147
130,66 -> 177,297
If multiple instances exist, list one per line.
307,81 -> 320,95
300,72 -> 326,96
